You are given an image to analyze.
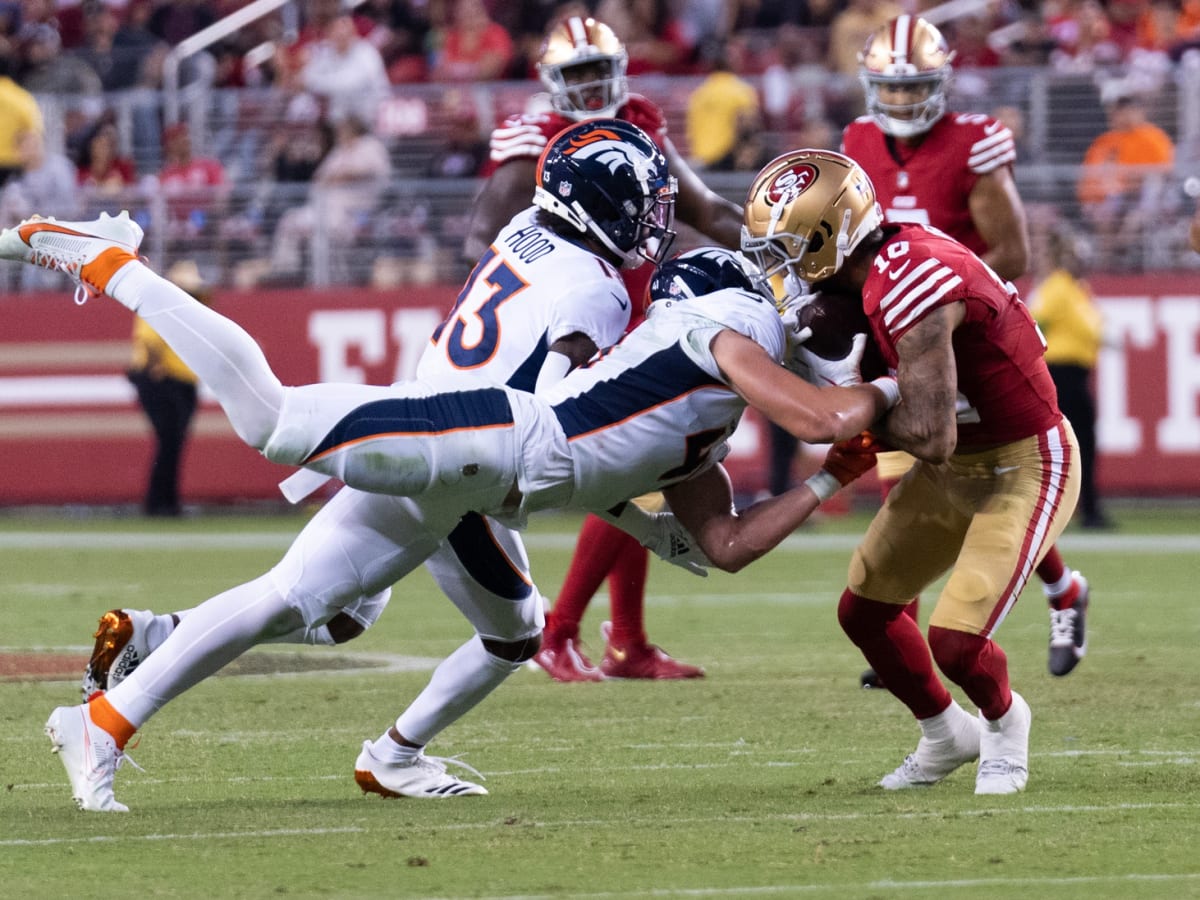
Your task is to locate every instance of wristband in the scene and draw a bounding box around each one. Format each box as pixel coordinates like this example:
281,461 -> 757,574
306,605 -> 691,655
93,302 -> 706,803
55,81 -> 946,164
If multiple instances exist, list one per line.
804,470 -> 841,503
869,375 -> 901,409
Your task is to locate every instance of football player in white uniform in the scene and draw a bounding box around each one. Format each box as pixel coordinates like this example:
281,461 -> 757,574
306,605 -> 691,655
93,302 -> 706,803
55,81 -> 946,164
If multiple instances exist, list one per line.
20,119 -> 703,810
7,202 -> 898,811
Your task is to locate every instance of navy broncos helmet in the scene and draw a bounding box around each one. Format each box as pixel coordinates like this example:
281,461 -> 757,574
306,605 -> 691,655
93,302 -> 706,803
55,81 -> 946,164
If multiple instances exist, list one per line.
534,118 -> 676,269
647,247 -> 772,305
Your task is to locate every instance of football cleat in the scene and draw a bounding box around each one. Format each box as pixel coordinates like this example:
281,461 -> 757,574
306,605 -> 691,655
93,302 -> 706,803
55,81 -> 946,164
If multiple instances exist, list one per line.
45,704 -> 132,812
860,668 -> 886,689
879,702 -> 980,789
531,631 -> 604,682
1048,574 -> 1089,677
81,609 -> 154,700
354,741 -> 487,798
0,211 -> 142,301
599,621 -> 705,680
976,691 -> 1031,795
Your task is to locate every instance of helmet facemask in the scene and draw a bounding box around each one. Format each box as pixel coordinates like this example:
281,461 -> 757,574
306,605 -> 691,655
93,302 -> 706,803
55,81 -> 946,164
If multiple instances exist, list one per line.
861,70 -> 950,138
537,17 -> 629,121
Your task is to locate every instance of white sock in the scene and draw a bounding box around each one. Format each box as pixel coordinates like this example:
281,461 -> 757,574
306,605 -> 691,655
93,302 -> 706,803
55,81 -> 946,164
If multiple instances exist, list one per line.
104,575 -> 304,728
370,732 -> 420,764
393,635 -> 519,747
1042,569 -> 1074,598
105,261 -> 284,448
918,700 -> 967,742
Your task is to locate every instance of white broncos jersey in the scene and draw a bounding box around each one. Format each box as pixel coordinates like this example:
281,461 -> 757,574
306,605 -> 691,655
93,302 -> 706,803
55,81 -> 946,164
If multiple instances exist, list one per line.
535,286 -> 786,513
416,207 -> 631,392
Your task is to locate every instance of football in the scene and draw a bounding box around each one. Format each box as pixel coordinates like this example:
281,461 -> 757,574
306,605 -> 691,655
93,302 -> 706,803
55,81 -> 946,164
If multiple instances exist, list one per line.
794,290 -> 888,380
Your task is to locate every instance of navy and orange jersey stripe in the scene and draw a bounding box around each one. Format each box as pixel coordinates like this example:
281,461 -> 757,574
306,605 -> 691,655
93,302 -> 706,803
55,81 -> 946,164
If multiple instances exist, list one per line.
303,389 -> 514,466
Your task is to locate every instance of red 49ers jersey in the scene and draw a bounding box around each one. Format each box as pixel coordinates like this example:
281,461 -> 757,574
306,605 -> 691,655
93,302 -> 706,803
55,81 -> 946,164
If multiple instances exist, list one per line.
842,113 -> 1016,258
482,94 -> 668,176
862,225 -> 1059,447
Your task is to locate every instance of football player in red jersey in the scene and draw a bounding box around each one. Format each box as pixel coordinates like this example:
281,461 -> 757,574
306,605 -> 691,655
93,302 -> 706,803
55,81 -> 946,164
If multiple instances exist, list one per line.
466,16 -> 745,682
743,150 -> 1082,795
842,15 -> 1090,682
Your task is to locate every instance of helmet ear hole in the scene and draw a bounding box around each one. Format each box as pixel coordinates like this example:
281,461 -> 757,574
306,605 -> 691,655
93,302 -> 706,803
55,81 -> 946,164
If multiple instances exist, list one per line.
809,231 -> 825,255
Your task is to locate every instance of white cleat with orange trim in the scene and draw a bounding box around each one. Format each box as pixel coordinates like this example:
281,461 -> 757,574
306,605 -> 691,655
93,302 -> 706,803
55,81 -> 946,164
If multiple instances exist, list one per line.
354,741 -> 488,798
0,211 -> 143,300
45,704 -> 131,812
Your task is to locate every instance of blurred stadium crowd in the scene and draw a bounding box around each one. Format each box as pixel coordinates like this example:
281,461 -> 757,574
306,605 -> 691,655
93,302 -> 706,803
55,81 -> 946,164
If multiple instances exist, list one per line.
2,0 -> 1200,289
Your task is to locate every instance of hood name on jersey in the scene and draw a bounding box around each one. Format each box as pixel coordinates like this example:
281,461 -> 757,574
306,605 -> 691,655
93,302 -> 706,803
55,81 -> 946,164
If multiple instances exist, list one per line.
504,224 -> 556,264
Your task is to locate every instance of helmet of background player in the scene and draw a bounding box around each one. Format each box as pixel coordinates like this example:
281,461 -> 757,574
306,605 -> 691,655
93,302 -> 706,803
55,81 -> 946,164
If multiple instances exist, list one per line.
858,15 -> 955,139
537,16 -> 629,120
741,150 -> 883,284
534,118 -> 677,269
646,247 -> 772,307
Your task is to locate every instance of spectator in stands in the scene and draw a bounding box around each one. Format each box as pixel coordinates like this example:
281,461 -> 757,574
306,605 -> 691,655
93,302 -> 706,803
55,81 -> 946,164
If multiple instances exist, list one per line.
300,13 -> 390,125
429,0 -> 514,82
1047,0 -> 1121,72
75,116 -> 136,205
1076,92 -> 1175,268
263,112 -> 391,284
275,0 -> 376,90
498,0 -> 591,79
147,0 -> 216,47
0,126 -> 77,289
0,45 -> 43,188
77,0 -> 166,92
597,0 -> 695,74
684,45 -> 760,170
828,0 -> 903,79
127,260 -> 212,518
152,122 -> 230,244
17,21 -> 104,96
1029,224 -> 1111,529
358,0 -> 434,83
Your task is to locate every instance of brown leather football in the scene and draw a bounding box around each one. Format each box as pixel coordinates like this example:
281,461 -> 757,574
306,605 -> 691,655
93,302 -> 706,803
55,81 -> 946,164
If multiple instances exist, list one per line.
794,291 -> 888,379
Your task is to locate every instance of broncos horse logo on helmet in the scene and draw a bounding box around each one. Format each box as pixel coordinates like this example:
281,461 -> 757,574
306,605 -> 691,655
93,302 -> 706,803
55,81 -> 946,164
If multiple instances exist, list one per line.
534,119 -> 677,269
647,247 -> 772,306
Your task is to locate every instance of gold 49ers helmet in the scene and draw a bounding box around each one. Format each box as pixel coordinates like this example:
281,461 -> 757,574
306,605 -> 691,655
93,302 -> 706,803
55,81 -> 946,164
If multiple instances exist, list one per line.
859,15 -> 955,138
538,17 -> 629,120
741,150 -> 883,284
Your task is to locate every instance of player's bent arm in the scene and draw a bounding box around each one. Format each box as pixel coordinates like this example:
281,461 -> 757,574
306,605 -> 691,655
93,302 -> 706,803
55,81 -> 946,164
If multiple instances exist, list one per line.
968,168 -> 1029,281
462,159 -> 538,262
710,330 -> 891,443
664,464 -> 821,572
663,137 -> 743,249
878,303 -> 963,463
534,333 -> 600,395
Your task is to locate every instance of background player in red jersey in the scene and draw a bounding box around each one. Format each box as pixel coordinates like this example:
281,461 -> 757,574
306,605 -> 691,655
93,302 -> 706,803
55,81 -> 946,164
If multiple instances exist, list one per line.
465,16 -> 746,681
842,15 -> 1090,682
743,150 -> 1081,795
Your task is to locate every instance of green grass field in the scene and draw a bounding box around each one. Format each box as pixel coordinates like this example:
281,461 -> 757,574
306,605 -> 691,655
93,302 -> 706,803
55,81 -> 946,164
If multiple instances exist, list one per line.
2,505 -> 1199,899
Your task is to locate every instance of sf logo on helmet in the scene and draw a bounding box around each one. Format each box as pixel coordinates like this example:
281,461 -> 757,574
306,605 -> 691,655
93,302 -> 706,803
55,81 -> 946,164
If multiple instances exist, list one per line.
766,163 -> 819,206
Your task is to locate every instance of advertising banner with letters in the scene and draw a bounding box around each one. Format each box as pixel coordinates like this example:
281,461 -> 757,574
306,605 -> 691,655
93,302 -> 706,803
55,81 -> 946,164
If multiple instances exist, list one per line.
1,275 -> 1197,505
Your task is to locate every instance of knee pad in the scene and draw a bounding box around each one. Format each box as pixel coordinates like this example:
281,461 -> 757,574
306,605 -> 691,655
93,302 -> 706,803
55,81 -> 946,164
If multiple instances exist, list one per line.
482,631 -> 542,663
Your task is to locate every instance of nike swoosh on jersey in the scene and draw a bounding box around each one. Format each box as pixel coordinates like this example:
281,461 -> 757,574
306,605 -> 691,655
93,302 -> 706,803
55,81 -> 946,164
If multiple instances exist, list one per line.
888,261 -> 912,281
611,292 -> 629,310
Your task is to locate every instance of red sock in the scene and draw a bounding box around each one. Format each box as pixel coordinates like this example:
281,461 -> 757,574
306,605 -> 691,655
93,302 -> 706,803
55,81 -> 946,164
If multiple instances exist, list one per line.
902,597 -> 919,622
1036,544 -> 1065,584
928,626 -> 1011,720
838,590 -> 952,719
546,515 -> 624,640
606,537 -> 649,648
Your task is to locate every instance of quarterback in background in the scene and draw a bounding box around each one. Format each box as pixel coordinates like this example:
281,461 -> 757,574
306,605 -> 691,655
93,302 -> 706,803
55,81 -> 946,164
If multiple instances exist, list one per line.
466,15 -> 746,682
842,14 -> 1090,681
742,149 -> 1081,795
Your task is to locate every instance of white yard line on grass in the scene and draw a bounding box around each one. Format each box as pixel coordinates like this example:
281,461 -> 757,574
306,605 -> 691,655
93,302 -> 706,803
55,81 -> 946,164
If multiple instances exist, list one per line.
1,531 -> 1199,553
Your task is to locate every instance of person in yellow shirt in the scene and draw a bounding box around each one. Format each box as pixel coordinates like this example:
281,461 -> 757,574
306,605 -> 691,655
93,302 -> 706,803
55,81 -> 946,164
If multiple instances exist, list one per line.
0,56 -> 45,188
684,50 -> 761,169
127,261 -> 211,516
1030,230 -> 1110,529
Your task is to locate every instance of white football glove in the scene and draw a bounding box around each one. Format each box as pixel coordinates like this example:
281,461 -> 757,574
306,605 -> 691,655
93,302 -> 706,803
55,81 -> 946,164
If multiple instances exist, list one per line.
792,332 -> 868,388
599,503 -> 711,577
